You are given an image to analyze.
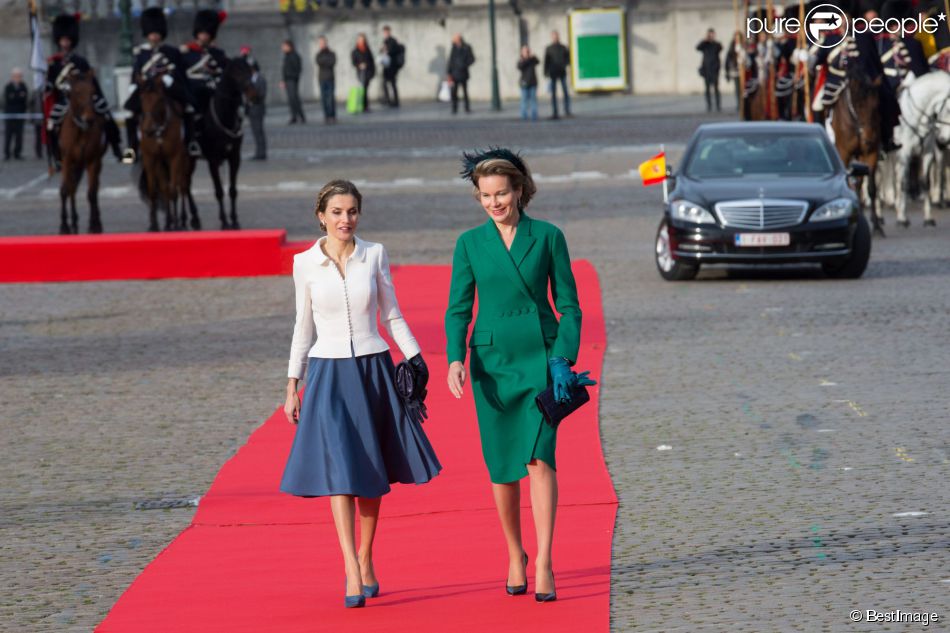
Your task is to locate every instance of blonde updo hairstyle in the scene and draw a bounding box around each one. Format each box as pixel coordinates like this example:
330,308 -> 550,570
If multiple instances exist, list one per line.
471,158 -> 537,212
314,179 -> 363,232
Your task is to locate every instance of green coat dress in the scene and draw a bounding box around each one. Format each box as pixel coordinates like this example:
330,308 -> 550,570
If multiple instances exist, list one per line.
445,213 -> 582,484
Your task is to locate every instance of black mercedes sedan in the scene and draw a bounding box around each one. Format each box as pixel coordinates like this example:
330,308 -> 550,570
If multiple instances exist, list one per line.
655,122 -> 872,281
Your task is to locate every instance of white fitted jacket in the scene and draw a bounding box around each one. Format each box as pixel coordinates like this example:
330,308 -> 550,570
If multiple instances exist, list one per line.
287,236 -> 421,378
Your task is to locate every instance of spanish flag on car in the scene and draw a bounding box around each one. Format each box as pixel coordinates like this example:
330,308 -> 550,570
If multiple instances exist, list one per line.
639,152 -> 666,186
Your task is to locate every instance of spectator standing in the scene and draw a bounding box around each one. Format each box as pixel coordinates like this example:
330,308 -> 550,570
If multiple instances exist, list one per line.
315,36 -> 337,123
242,46 -> 267,160
543,31 -> 571,119
282,40 -> 306,124
446,34 -> 475,114
517,46 -> 539,121
725,32 -> 740,113
381,25 -> 404,108
4,68 -> 28,160
697,28 -> 723,112
351,33 -> 376,113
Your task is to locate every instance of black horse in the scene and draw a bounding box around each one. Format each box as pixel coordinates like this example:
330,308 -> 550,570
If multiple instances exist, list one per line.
185,58 -> 257,230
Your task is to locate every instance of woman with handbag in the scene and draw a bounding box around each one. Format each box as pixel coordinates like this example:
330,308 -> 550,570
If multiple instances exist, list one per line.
351,33 -> 375,113
444,149 -> 596,602
281,179 -> 441,609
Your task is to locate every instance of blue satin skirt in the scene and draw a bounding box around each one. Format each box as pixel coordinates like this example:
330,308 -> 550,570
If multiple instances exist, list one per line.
280,350 -> 442,498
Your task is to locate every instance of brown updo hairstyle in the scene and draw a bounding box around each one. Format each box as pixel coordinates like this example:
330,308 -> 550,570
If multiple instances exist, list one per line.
471,158 -> 537,212
313,179 -> 363,232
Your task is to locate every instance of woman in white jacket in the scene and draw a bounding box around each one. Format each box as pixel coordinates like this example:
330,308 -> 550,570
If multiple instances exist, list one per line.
281,180 -> 441,609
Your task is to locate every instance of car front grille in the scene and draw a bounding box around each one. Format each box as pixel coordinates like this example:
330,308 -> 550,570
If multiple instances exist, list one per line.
713,199 -> 808,229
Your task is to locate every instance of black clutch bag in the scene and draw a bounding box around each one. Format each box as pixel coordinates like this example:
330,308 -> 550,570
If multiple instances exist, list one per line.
535,384 -> 590,429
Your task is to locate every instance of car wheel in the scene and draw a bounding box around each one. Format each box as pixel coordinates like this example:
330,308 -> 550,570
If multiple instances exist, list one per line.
655,218 -> 699,281
822,214 -> 872,279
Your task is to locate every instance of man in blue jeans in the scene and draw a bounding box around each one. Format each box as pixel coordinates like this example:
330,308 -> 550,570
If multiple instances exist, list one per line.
315,36 -> 337,124
543,30 -> 571,119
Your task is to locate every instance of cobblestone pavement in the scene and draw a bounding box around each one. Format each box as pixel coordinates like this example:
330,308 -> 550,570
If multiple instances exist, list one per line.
1,97 -> 948,632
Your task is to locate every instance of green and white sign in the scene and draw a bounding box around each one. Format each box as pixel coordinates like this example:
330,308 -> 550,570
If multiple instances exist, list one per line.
569,8 -> 628,92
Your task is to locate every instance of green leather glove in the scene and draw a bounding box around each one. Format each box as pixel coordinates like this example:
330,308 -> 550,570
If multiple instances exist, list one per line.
548,357 -> 574,403
574,370 -> 598,388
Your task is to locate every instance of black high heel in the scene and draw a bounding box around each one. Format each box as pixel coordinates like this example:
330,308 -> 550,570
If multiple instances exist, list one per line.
535,571 -> 556,603
505,551 -> 529,596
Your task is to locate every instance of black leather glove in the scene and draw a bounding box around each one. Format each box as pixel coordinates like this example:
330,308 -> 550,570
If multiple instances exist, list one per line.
408,353 -> 429,390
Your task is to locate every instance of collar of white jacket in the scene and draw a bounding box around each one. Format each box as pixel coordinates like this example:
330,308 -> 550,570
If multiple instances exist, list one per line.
314,235 -> 368,265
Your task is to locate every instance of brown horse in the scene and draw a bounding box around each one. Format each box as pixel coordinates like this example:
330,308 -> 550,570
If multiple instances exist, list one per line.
137,75 -> 196,232
57,69 -> 107,234
830,66 -> 885,237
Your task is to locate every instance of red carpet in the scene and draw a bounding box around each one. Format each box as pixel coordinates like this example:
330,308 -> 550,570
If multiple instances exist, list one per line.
0,230 -> 307,282
96,262 -> 615,632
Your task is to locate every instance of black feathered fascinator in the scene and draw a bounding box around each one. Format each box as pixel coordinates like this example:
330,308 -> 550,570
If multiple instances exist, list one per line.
460,147 -> 528,183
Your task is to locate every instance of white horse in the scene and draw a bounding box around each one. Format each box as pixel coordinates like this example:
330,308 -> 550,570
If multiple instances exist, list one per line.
921,98 -> 950,219
893,71 -> 950,227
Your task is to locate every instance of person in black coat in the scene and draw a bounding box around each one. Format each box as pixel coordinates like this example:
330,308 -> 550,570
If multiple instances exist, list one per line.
4,68 -> 28,160
282,40 -> 306,124
446,34 -> 475,114
696,28 -> 722,112
543,30 -> 571,118
352,33 -> 376,113
242,47 -> 267,160
316,36 -> 337,123
380,25 -> 404,108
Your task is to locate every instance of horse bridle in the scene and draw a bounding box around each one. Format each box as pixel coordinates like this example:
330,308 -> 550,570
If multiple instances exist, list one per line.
209,96 -> 243,140
899,90 -> 950,148
843,78 -> 867,149
64,74 -> 97,132
142,98 -> 173,141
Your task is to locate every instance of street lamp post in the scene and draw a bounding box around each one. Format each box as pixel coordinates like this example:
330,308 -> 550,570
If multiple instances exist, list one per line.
114,0 -> 134,119
117,0 -> 133,67
488,0 -> 501,111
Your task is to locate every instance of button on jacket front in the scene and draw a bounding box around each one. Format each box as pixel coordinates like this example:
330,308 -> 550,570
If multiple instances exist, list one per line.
287,236 -> 421,378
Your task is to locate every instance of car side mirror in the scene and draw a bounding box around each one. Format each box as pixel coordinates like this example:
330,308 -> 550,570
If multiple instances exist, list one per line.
849,161 -> 870,177
666,164 -> 676,188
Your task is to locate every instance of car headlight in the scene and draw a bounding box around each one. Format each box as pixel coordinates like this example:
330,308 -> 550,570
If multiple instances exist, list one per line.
811,198 -> 854,222
671,199 -> 716,224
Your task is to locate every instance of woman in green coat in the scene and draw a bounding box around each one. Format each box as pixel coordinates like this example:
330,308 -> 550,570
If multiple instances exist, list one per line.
445,148 -> 595,602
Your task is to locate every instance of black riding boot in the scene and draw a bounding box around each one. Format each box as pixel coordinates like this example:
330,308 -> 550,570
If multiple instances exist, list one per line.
104,115 -> 123,161
185,109 -> 200,157
48,126 -> 62,171
123,116 -> 139,164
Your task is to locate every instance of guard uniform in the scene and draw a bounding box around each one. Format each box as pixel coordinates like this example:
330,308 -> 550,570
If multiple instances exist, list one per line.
44,14 -> 123,165
879,1 -> 930,91
180,9 -> 229,140
122,7 -> 198,162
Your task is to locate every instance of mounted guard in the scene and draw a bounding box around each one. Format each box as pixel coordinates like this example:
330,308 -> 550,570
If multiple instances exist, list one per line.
44,13 -> 123,168
122,7 -> 200,164
181,9 -> 229,149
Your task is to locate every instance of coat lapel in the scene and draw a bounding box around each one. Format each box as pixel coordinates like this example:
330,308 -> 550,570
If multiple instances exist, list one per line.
509,214 -> 537,270
481,219 -> 535,302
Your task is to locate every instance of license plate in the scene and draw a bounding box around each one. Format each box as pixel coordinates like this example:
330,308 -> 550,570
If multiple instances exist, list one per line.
735,232 -> 791,247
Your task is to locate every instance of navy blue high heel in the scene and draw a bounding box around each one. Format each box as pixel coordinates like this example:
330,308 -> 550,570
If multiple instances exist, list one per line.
344,578 -> 366,608
506,552 -> 529,596
535,571 -> 556,603
362,582 -> 380,598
